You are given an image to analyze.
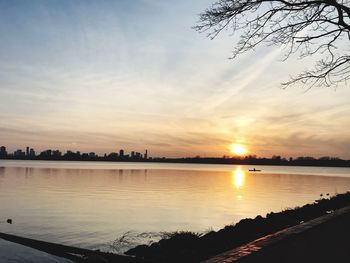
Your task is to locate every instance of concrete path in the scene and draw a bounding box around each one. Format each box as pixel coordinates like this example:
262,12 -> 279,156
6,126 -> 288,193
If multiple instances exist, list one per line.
203,206 -> 350,263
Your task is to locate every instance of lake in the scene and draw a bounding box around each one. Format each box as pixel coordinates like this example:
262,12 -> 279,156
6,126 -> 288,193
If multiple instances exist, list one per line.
1,160 -> 350,262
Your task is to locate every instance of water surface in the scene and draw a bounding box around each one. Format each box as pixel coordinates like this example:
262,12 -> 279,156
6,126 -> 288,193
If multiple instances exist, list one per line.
1,160 -> 350,262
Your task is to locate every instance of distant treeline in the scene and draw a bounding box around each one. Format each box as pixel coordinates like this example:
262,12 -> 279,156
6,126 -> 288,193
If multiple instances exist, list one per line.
1,152 -> 350,168
150,155 -> 350,167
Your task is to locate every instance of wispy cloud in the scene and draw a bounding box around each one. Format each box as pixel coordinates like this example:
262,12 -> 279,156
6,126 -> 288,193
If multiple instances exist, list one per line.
0,0 -> 350,158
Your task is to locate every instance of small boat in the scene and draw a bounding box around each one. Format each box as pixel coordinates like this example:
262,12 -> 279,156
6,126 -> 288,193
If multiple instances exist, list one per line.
249,168 -> 261,172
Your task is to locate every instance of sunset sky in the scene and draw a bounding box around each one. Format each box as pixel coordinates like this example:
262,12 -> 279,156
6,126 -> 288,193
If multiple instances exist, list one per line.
1,0 -> 350,158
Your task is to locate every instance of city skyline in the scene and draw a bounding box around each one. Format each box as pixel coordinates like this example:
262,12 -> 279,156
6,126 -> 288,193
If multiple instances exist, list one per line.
0,145 -> 149,159
1,0 -> 350,158
2,143 -> 350,169
1,144 -> 349,162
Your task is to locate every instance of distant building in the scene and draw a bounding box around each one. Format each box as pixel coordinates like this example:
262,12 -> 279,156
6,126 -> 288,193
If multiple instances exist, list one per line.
39,150 -> 53,158
26,147 -> 30,157
89,152 -> 96,158
29,148 -> 35,157
107,152 -> 118,159
131,151 -> 135,158
119,149 -> 124,158
0,146 -> 7,157
14,149 -> 25,157
144,150 -> 148,160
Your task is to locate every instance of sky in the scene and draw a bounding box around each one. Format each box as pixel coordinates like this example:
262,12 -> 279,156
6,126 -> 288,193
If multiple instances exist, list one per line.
0,0 -> 350,158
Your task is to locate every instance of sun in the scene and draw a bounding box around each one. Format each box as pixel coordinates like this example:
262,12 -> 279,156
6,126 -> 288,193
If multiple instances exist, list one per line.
230,143 -> 247,156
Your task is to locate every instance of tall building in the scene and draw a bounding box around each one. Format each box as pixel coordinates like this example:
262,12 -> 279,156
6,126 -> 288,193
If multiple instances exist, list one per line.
144,149 -> 148,160
26,147 -> 30,157
29,148 -> 35,157
0,146 -> 7,157
119,149 -> 124,158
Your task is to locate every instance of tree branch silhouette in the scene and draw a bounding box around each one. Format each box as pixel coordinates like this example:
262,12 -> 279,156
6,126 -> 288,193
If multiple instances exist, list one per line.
195,0 -> 350,88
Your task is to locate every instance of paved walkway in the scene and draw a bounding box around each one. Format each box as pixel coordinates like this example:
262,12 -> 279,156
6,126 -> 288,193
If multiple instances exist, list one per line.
203,206 -> 350,263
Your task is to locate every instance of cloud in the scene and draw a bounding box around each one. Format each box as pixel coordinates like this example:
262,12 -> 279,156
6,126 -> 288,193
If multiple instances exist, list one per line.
1,0 -> 350,158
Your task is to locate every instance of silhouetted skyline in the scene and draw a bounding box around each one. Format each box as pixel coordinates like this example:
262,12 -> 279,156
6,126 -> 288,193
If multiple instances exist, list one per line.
1,145 -> 350,168
0,145 -> 149,162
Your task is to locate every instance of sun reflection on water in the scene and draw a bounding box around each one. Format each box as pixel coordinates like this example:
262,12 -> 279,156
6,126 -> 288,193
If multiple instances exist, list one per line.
232,167 -> 246,189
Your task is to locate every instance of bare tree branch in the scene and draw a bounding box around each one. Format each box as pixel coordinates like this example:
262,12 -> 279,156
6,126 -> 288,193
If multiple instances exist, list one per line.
195,0 -> 350,88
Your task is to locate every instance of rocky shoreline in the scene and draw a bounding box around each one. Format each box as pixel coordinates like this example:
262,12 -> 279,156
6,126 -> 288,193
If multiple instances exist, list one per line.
126,192 -> 350,263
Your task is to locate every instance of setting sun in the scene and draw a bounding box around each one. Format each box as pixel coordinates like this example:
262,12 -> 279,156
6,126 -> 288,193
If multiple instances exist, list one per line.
230,143 -> 248,156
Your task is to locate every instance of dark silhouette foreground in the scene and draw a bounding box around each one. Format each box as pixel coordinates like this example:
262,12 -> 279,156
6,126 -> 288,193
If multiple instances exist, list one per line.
236,210 -> 350,263
126,192 -> 350,262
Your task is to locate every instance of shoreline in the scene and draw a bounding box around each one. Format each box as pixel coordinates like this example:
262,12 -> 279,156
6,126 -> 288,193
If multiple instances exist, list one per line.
1,192 -> 350,262
204,205 -> 350,263
1,158 -> 350,169
126,192 -> 350,262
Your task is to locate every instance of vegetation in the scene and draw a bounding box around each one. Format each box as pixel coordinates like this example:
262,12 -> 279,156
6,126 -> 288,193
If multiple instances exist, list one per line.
3,151 -> 350,168
126,192 -> 350,263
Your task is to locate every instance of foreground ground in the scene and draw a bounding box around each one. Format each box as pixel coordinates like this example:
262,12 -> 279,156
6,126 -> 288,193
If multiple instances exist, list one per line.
235,210 -> 350,263
127,192 -> 350,262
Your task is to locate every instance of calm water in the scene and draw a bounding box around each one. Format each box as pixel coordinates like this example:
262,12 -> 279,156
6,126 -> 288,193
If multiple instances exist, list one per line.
1,160 -> 350,262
